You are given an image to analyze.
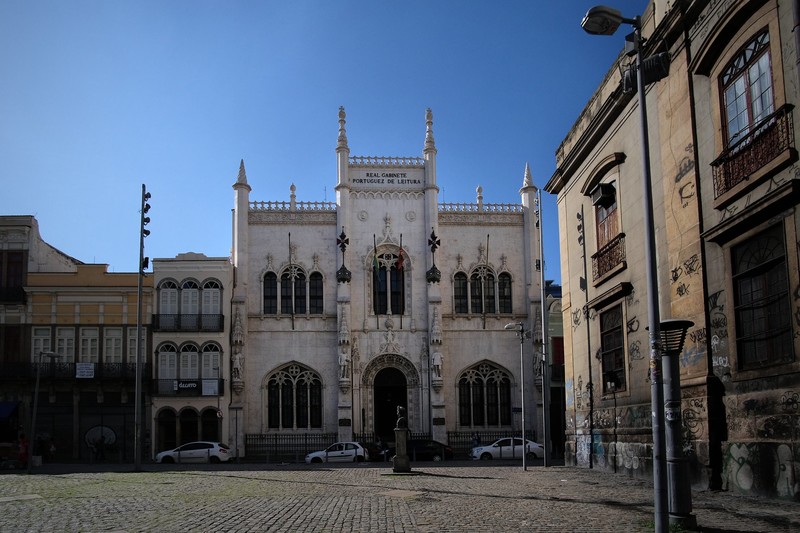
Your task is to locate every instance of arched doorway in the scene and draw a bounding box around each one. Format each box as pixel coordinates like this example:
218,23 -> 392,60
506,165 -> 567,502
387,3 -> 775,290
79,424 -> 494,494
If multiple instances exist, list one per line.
374,367 -> 407,442
179,409 -> 199,444
157,409 -> 177,451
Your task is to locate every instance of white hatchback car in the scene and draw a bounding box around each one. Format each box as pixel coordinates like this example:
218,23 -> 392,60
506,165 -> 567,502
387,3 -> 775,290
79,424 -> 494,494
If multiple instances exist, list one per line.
155,441 -> 231,464
471,438 -> 544,460
305,441 -> 369,463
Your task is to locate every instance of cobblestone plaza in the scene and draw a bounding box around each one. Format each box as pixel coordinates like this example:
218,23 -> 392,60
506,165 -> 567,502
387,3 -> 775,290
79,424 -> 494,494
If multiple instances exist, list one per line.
1,462 -> 798,532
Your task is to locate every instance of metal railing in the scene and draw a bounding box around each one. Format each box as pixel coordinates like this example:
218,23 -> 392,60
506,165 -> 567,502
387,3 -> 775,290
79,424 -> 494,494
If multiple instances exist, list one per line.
245,433 -> 338,463
0,362 -> 150,381
152,313 -> 224,332
591,233 -> 626,281
711,104 -> 795,198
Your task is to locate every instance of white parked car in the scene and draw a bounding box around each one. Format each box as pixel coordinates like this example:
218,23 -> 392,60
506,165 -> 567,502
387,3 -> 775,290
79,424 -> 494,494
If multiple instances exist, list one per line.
155,441 -> 231,464
471,438 -> 544,460
305,441 -> 369,463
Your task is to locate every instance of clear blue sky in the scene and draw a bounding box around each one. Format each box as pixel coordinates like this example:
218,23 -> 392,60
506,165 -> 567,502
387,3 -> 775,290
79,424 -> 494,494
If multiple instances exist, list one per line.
1,1 -> 648,283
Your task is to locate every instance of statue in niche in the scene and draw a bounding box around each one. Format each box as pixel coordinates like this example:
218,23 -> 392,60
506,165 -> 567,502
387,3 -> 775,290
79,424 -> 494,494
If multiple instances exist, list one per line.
431,351 -> 443,378
231,348 -> 244,381
339,349 -> 350,379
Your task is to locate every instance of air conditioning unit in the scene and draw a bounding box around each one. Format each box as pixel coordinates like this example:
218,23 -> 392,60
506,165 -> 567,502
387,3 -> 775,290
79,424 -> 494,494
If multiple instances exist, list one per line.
590,183 -> 616,208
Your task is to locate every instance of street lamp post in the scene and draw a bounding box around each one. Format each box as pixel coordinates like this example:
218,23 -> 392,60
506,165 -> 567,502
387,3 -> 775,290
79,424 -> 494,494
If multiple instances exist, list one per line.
661,319 -> 696,528
581,6 -> 672,532
28,351 -> 60,474
504,322 -> 529,470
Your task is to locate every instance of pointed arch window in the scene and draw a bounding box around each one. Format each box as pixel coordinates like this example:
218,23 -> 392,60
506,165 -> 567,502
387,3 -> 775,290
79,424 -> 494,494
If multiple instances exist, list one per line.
454,272 -> 468,313
309,272 -> 323,314
498,273 -> 512,313
264,268 -> 324,316
372,251 -> 405,315
458,362 -> 512,427
454,267 -> 504,315
263,272 -> 278,314
266,364 -> 323,429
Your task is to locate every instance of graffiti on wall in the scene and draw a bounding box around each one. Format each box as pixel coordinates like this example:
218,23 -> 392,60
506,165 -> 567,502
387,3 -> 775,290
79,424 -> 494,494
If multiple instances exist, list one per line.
724,442 -> 799,499
671,253 -> 701,298
707,289 -> 731,381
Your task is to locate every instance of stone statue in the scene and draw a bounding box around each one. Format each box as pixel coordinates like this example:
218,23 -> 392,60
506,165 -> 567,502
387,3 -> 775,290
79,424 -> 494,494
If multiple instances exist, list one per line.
431,351 -> 443,378
231,349 -> 244,381
339,350 -> 350,379
395,405 -> 407,429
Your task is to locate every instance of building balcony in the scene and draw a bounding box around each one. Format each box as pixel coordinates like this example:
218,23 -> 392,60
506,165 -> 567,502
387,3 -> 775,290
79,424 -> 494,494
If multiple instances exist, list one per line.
591,233 -> 626,284
152,313 -> 224,332
711,104 -> 796,202
0,362 -> 151,381
152,378 -> 224,397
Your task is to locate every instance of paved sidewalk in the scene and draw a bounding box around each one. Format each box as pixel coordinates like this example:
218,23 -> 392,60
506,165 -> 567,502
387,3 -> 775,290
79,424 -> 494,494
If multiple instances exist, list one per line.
1,462 -> 798,532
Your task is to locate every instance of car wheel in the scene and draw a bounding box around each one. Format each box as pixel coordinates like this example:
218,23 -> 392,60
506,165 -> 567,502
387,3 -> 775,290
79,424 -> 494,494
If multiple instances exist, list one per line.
480,453 -> 493,460
432,454 -> 442,462
161,456 -> 174,464
356,455 -> 365,463
312,457 -> 323,464
209,456 -> 221,464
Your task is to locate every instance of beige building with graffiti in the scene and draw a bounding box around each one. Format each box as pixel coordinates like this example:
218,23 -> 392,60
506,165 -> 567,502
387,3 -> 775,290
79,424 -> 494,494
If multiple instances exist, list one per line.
546,0 -> 800,499
227,108 -> 561,454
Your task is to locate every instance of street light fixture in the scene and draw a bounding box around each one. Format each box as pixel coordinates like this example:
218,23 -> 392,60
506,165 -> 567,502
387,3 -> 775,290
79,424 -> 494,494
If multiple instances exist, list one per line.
661,319 -> 696,529
28,351 -> 60,474
504,322 -> 529,471
582,6 -> 673,533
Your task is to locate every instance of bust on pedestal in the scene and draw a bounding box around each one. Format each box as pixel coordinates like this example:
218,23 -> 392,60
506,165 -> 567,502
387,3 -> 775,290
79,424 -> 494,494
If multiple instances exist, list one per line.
392,406 -> 411,473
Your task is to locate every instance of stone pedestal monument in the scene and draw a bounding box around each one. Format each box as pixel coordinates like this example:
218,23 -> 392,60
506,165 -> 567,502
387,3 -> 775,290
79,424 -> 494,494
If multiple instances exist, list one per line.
392,406 -> 411,473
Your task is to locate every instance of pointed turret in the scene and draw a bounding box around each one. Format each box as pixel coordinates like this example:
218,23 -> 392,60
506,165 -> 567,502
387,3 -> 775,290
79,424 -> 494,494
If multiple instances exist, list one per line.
336,106 -> 349,154
235,159 -> 251,191
424,108 -> 436,155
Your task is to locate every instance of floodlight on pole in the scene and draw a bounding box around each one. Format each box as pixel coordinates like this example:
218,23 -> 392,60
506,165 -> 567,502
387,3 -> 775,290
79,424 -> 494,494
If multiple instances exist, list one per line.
582,6 -> 675,532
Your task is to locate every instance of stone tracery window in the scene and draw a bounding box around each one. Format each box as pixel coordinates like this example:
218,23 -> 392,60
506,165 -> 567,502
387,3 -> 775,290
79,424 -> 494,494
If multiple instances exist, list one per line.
263,267 -> 324,316
372,250 -> 405,315
454,268 -> 510,315
458,362 -> 512,427
266,363 -> 322,429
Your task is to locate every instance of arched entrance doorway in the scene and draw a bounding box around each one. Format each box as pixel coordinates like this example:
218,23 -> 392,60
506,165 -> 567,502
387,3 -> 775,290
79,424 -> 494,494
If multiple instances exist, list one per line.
156,409 -> 177,451
374,367 -> 407,442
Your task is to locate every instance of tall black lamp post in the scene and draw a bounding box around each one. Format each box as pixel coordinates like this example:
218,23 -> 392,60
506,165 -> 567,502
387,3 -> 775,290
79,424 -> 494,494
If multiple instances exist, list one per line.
661,319 -> 695,528
581,6 -> 672,532
28,351 -> 60,474
505,322 -> 530,470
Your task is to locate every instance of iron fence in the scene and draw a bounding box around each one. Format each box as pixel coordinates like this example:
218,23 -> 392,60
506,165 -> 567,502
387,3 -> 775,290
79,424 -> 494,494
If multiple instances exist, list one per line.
245,433 -> 337,463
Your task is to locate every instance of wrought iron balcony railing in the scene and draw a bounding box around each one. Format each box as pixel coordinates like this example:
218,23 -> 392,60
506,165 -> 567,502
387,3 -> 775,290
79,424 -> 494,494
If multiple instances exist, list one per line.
0,362 -> 151,381
591,233 -> 626,282
152,378 -> 224,397
152,313 -> 224,332
711,104 -> 795,199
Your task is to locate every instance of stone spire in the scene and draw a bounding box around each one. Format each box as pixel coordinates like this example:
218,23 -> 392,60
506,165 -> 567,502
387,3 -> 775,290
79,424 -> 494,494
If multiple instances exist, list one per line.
235,159 -> 251,191
523,162 -> 534,188
520,162 -> 537,194
337,106 -> 349,153
424,108 -> 436,154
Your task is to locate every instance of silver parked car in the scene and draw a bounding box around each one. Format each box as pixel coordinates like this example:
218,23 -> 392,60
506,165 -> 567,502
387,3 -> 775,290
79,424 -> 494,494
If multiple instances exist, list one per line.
305,441 -> 369,463
155,441 -> 231,464
471,438 -> 544,460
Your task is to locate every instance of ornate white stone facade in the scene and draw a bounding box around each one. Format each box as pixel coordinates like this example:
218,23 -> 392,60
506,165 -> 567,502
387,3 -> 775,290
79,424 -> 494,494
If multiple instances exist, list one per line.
231,108 -> 547,448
